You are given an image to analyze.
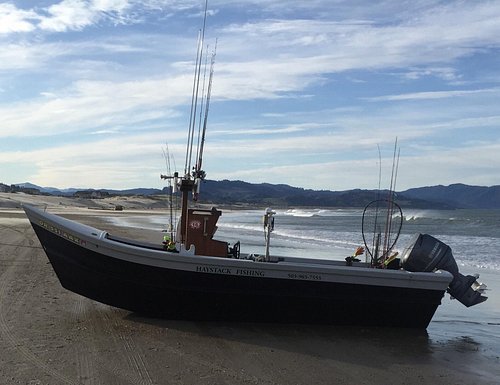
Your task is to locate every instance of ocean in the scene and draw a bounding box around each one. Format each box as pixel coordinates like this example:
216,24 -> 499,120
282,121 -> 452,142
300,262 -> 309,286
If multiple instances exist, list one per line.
218,207 -> 500,270
107,207 -> 500,270
102,206 -> 500,372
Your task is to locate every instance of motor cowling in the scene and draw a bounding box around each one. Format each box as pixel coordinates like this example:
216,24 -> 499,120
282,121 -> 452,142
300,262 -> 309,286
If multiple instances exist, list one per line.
401,233 -> 487,307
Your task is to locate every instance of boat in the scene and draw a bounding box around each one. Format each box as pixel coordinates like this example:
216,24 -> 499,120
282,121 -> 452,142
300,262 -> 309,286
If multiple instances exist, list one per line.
23,4 -> 487,329
23,200 -> 487,328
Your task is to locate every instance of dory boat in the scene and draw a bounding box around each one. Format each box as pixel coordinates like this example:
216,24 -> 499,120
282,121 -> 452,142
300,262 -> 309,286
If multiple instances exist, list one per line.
23,191 -> 486,329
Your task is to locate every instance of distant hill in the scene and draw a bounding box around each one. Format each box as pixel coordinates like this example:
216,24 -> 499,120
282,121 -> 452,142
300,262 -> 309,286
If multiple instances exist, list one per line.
13,182 -> 80,196
5,181 -> 500,209
199,180 -> 452,209
403,184 -> 500,209
10,183 -> 163,197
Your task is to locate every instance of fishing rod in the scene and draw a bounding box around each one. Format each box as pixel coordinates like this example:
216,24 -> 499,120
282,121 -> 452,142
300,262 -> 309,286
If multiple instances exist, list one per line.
160,1 -> 216,245
184,30 -> 203,176
184,0 -> 209,177
362,139 -> 403,267
162,144 -> 178,241
383,137 -> 400,261
369,144 -> 383,264
195,40 -> 217,175
194,45 -> 210,174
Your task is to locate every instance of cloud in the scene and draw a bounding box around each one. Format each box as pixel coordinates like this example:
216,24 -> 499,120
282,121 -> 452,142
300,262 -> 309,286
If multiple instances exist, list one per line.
0,74 -> 193,138
0,131 -> 187,189
38,0 -> 131,32
0,42 -> 63,71
38,0 -> 97,32
402,67 -> 461,82
208,140 -> 500,191
398,142 -> 500,188
3,126 -> 499,190
0,3 -> 38,34
215,2 -> 500,80
0,1 -> 147,36
365,89 -> 500,102
212,123 -> 316,136
0,1 -> 207,36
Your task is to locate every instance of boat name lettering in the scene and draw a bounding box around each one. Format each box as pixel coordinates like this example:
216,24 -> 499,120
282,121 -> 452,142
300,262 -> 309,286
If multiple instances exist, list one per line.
38,220 -> 87,246
288,273 -> 322,281
195,266 -> 265,277
236,269 -> 265,277
196,266 -> 231,274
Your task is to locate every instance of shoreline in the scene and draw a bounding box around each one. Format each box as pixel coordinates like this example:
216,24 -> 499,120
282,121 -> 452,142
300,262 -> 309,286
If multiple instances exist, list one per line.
4,191 -> 500,216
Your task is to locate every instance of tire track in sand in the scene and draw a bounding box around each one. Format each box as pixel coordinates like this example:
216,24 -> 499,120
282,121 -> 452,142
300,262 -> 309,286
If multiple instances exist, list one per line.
70,298 -> 100,385
98,309 -> 155,385
0,226 -> 78,385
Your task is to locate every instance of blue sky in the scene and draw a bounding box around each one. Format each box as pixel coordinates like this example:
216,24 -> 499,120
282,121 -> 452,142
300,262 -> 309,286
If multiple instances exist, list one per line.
1,0 -> 499,191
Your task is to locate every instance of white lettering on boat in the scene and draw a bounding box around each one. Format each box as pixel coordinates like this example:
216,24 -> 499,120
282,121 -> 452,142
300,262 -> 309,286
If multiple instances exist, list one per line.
38,220 -> 87,246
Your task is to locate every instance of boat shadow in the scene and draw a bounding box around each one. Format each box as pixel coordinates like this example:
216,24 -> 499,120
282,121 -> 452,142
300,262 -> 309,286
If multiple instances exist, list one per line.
125,313 -> 437,367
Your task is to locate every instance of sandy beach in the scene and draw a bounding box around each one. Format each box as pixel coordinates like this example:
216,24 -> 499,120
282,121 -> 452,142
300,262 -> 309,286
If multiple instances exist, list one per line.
1,193 -> 499,384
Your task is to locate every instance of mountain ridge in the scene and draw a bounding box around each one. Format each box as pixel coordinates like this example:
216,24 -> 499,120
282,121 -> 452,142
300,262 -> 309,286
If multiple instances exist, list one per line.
2,180 -> 500,209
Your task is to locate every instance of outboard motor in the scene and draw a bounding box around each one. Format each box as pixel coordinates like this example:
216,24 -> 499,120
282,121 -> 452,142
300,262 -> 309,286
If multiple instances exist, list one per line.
401,233 -> 487,307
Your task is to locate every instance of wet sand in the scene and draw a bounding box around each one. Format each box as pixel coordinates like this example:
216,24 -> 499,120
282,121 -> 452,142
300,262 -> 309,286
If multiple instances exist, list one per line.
1,201 -> 499,384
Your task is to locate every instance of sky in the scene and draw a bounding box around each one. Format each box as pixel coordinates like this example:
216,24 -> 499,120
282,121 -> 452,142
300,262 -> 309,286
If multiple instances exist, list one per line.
1,0 -> 500,192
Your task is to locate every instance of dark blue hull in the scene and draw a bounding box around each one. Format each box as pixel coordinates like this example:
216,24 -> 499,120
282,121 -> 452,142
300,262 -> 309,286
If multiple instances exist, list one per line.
31,221 -> 445,328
